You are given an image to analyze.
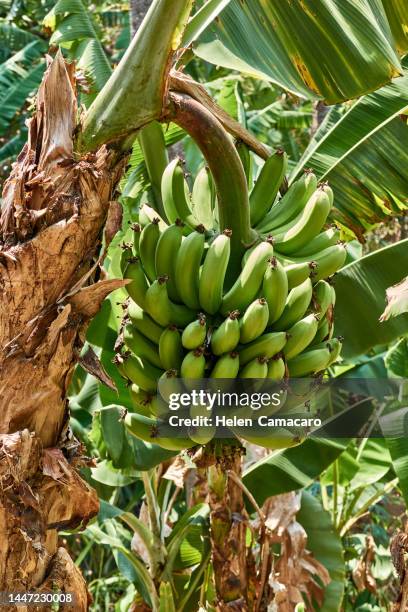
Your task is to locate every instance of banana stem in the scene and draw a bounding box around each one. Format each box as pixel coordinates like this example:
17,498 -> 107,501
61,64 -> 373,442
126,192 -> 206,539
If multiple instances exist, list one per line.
165,92 -> 256,277
78,0 -> 194,152
207,443 -> 250,608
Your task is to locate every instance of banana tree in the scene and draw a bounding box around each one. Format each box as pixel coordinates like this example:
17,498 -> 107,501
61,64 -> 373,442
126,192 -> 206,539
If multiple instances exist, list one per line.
1,0 -> 408,609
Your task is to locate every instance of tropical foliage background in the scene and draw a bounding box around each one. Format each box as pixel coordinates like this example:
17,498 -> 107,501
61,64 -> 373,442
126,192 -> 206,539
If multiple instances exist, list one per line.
1,0 -> 408,609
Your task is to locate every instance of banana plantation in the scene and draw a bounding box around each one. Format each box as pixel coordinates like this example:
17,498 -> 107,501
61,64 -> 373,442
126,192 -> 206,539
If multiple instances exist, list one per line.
1,0 -> 408,610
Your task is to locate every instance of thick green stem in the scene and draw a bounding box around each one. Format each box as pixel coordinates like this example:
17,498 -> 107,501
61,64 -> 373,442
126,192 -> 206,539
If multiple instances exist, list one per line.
77,0 -> 193,152
165,92 -> 256,277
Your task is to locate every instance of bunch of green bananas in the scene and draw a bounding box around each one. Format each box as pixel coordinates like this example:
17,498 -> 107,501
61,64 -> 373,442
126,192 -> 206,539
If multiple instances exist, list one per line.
116,153 -> 346,450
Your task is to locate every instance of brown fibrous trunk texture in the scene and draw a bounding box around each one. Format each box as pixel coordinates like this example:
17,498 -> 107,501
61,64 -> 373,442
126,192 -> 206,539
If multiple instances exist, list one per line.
208,446 -> 254,611
0,53 -> 128,610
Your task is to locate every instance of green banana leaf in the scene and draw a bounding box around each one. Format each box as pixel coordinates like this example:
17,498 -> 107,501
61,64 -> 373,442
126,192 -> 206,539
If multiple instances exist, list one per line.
243,398 -> 375,507
386,434 -> 408,504
44,0 -> 112,105
0,40 -> 46,133
382,0 -> 408,54
334,239 -> 408,359
385,337 -> 408,376
194,0 -> 404,104
291,62 -> 408,235
298,492 -> 345,611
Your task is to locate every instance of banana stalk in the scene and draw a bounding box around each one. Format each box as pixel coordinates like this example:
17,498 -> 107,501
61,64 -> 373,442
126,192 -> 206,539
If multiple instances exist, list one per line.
165,92 -> 257,277
78,0 -> 194,152
207,443 -> 253,609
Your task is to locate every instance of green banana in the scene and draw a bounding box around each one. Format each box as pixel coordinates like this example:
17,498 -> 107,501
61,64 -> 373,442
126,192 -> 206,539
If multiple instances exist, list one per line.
191,166 -> 215,230
132,223 -> 142,253
210,311 -> 240,355
240,356 -> 268,378
236,140 -> 253,188
123,325 -> 163,368
159,368 -> 179,402
181,348 -> 206,379
240,298 -> 269,344
155,220 -> 184,302
285,262 -> 315,290
296,225 -> 340,256
173,165 -> 204,230
272,278 -> 313,331
283,314 -> 319,360
116,353 -> 163,393
148,394 -> 169,418
127,300 -> 163,344
309,244 -> 347,281
139,219 -> 161,282
175,229 -> 205,310
238,331 -> 287,366
313,280 -> 334,321
326,337 -> 343,366
221,241 -> 274,315
138,203 -> 151,228
170,303 -> 197,327
256,171 -> 317,233
267,357 -> 286,380
159,326 -> 183,370
263,257 -> 288,324
287,347 -> 331,377
161,158 -> 180,224
241,239 -> 261,268
120,244 -> 133,274
124,257 -> 149,309
129,385 -> 152,417
311,318 -> 331,345
273,186 -> 332,255
306,338 -> 343,367
199,231 -> 231,314
162,158 -> 203,230
233,427 -> 303,450
250,149 -> 288,226
276,244 -> 347,281
146,276 -> 196,327
182,314 -> 207,349
210,352 -> 240,378
145,277 -> 172,326
124,412 -> 194,451
188,402 -> 216,445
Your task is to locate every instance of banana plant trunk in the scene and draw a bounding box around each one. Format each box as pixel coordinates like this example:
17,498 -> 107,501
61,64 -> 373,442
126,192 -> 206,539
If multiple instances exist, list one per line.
208,444 -> 255,611
0,56 -> 127,609
0,0 -> 194,606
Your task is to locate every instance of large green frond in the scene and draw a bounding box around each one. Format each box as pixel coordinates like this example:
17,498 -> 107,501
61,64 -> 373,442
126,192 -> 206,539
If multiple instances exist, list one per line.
194,0 -> 405,104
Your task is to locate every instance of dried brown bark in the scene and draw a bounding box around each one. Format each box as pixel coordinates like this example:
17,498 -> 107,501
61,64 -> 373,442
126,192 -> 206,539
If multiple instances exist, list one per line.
0,53 -> 128,609
207,445 -> 253,611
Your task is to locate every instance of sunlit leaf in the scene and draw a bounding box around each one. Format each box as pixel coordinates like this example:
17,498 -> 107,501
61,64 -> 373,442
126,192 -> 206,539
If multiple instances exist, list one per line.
334,239 -> 408,358
195,0 -> 403,103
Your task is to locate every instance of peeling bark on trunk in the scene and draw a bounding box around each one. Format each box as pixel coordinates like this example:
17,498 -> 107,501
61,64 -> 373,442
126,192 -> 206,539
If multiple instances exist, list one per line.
208,445 -> 253,611
0,54 -> 128,610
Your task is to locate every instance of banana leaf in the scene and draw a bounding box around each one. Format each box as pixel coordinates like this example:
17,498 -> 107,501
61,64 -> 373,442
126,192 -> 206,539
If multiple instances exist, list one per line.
0,40 -> 46,133
44,0 -> 112,105
292,61 -> 408,235
194,0 -> 404,104
298,492 -> 345,611
334,239 -> 408,359
382,0 -> 408,54
243,398 -> 375,507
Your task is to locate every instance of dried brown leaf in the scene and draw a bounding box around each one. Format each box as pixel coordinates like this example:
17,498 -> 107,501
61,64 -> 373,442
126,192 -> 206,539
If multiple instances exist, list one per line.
80,346 -> 117,391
